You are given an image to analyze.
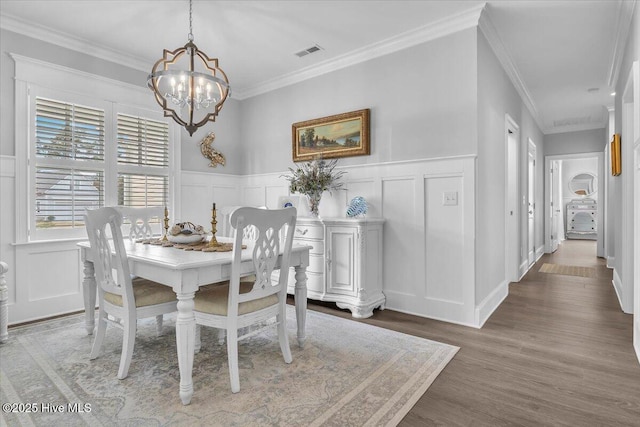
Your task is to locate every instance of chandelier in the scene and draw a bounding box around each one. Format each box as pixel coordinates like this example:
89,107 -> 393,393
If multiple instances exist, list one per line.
147,0 -> 230,136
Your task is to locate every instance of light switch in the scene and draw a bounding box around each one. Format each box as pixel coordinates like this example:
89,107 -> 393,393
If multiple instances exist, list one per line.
443,191 -> 458,206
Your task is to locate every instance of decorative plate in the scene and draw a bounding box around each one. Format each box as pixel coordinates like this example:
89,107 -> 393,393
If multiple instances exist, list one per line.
346,196 -> 368,217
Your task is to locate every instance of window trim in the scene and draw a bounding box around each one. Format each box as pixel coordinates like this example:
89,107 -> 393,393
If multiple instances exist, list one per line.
12,53 -> 181,242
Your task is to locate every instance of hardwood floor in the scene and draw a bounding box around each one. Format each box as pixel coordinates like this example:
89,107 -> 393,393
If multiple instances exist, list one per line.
300,240 -> 640,426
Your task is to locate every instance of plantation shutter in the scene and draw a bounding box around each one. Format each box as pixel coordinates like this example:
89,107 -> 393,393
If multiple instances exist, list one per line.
34,97 -> 105,228
117,114 -> 170,208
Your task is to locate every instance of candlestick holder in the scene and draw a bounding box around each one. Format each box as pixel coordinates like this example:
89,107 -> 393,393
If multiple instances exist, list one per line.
208,205 -> 221,247
162,206 -> 169,242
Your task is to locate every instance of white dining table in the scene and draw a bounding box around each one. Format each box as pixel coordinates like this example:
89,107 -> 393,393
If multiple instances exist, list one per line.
77,238 -> 310,405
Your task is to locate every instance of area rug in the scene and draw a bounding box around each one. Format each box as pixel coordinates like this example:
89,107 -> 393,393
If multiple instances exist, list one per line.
539,263 -> 596,278
0,306 -> 458,426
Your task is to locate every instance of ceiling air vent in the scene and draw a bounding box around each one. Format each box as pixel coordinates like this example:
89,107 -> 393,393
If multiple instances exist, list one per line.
295,44 -> 323,58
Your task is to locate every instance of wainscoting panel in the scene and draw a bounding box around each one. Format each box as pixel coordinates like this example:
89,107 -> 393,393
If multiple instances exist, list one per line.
13,241 -> 84,324
4,157 -> 484,327
301,156 -> 478,326
381,177 -> 421,307
180,172 -> 242,228
27,248 -> 79,301
424,176 -> 464,304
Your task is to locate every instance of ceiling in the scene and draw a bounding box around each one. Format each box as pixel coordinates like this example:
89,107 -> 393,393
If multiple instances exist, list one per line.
0,0 -> 633,135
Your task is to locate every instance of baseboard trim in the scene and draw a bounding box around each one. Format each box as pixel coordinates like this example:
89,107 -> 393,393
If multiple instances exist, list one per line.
475,280 -> 508,328
634,321 -> 640,366
535,246 -> 544,262
611,269 -> 632,314
389,306 -> 481,329
606,256 -> 615,269
518,260 -> 529,280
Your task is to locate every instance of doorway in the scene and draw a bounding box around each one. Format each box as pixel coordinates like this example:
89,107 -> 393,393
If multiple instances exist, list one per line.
544,153 -> 604,257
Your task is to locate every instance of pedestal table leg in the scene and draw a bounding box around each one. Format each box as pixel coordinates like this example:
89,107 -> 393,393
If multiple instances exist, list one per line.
176,291 -> 196,405
294,265 -> 308,348
82,258 -> 97,335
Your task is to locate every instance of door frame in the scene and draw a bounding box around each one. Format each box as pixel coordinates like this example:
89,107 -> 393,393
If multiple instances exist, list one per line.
621,60 -> 639,361
544,152 -> 604,256
504,114 -> 520,283
527,138 -> 536,267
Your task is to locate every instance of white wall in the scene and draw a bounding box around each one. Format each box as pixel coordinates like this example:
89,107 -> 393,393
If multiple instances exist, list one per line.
611,0 -> 639,317
476,29 -> 545,306
544,128 -> 606,156
238,28 -> 479,175
180,155 -> 479,327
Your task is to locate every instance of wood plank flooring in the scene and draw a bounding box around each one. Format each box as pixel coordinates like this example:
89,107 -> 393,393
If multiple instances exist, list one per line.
299,240 -> 640,426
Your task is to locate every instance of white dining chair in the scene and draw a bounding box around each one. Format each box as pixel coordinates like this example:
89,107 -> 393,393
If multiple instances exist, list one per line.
114,206 -> 164,241
193,206 -> 297,393
85,207 -> 178,380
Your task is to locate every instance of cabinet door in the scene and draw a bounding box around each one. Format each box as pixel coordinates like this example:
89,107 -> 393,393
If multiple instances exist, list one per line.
326,226 -> 358,296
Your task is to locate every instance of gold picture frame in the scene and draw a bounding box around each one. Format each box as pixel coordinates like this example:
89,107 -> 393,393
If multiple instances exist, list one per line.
292,109 -> 370,162
611,133 -> 621,176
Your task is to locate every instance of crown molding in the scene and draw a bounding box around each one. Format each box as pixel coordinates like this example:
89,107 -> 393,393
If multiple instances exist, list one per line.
478,7 -> 546,134
0,12 -> 151,72
1,4 -> 486,101
234,3 -> 486,100
607,0 -> 636,88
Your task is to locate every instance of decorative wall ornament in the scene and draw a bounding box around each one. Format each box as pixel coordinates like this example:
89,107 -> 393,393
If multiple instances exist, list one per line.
199,132 -> 226,167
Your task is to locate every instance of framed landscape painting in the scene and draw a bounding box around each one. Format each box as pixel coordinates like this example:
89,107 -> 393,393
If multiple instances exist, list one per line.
292,109 -> 370,162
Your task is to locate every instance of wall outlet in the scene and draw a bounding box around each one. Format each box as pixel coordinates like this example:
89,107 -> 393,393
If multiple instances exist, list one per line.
443,191 -> 458,206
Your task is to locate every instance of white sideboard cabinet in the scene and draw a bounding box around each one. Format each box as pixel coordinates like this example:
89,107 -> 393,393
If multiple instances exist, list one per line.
287,217 -> 385,318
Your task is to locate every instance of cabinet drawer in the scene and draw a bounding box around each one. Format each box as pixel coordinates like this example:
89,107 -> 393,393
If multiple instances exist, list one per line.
294,238 -> 324,255
294,224 -> 323,240
308,254 -> 325,274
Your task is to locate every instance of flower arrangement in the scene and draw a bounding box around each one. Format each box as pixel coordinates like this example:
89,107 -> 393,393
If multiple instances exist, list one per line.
283,157 -> 346,216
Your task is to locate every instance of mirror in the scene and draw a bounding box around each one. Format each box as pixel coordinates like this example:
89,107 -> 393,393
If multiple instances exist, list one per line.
569,173 -> 597,196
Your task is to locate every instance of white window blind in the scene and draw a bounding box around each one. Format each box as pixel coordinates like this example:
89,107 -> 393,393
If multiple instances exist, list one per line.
117,114 -> 169,167
116,114 -> 170,208
35,97 -> 105,229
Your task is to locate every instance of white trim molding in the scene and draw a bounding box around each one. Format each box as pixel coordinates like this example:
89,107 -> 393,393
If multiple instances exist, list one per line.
1,13 -> 151,72
478,7 -> 543,133
606,0 -> 637,88
1,4 -> 486,101
221,4 -> 485,99
475,280 -> 509,328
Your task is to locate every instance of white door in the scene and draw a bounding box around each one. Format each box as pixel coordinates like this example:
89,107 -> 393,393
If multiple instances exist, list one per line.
505,116 -> 520,283
528,141 -> 536,266
550,161 -> 560,252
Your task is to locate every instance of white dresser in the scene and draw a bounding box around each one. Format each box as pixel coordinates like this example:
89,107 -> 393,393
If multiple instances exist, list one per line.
566,199 -> 597,240
287,217 -> 385,318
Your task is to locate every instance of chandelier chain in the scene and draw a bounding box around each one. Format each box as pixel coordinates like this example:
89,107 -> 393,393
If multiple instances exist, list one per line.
188,0 -> 194,41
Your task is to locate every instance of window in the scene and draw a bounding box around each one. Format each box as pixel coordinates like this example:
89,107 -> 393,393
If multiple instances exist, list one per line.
35,98 -> 106,230
33,99 -> 172,238
15,58 -> 179,241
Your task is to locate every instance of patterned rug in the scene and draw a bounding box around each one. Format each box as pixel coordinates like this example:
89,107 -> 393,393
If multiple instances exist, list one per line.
538,263 -> 596,278
0,307 -> 458,426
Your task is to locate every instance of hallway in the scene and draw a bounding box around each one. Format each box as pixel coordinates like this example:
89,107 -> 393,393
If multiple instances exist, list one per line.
305,239 -> 640,425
